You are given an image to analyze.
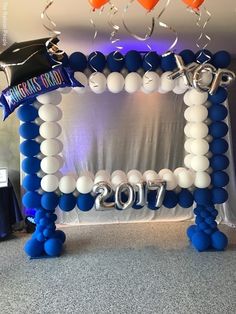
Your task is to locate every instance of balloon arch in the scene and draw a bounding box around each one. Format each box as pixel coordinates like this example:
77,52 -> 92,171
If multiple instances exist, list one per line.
0,43 -> 233,257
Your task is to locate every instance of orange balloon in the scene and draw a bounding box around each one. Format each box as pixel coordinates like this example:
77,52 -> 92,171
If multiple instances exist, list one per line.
182,0 -> 205,9
89,0 -> 109,10
137,0 -> 160,11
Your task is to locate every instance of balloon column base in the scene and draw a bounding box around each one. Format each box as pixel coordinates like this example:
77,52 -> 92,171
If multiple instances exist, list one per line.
187,225 -> 228,252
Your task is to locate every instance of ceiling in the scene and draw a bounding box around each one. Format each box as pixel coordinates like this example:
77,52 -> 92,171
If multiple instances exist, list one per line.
2,0 -> 236,56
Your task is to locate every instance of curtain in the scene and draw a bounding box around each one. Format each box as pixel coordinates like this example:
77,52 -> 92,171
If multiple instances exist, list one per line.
54,88 -> 236,226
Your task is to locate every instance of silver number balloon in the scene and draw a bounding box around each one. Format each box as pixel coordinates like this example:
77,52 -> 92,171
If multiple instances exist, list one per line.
92,181 -> 115,210
192,63 -> 216,93
115,183 -> 135,210
209,68 -> 235,95
147,180 -> 166,209
134,182 -> 147,208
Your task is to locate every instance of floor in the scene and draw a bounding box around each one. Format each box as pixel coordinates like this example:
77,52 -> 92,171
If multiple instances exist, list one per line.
0,222 -> 236,314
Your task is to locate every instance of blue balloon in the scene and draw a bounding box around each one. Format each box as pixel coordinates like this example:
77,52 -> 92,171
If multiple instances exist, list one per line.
22,191 -> 41,208
107,51 -> 125,72
53,230 -> 66,243
41,192 -> 59,211
88,51 -> 106,72
199,222 -> 208,231
17,104 -> 38,122
160,53 -> 177,71
205,216 -> 215,225
77,193 -> 94,211
143,51 -> 160,71
19,122 -> 39,139
212,51 -> 231,68
186,225 -> 197,240
34,210 -> 46,224
43,228 -> 55,238
208,104 -> 228,121
125,50 -> 142,72
179,49 -> 196,64
36,225 -> 45,232
69,52 -> 87,71
36,231 -> 45,242
23,174 -> 41,191
39,217 -> 52,227
208,87 -> 228,104
195,49 -> 212,64
200,209 -> 210,218
193,205 -> 205,216
195,216 -> 204,225
22,157 -> 40,174
211,171 -> 229,188
210,154 -> 229,171
44,238 -> 63,257
20,140 -> 40,157
209,122 -> 228,138
211,231 -> 228,251
178,189 -> 194,208
191,231 -> 211,251
46,213 -> 57,222
163,191 -> 178,208
210,209 -> 218,218
24,238 -> 44,257
59,193 -> 76,212
210,138 -> 228,154
212,187 -> 228,204
194,188 -> 212,206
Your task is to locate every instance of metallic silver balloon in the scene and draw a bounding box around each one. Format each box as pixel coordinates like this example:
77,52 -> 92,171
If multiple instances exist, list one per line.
168,54 -> 198,87
209,68 -> 235,95
193,63 -> 216,93
92,181 -> 115,211
115,182 -> 135,210
134,182 -> 147,208
147,180 -> 166,209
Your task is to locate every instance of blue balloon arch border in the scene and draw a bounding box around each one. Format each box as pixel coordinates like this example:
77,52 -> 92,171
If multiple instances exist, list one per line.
19,49 -> 231,258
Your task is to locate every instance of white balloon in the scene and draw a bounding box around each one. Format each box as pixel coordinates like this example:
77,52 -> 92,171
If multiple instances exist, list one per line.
143,170 -> 159,182
41,156 -> 60,174
160,71 -> 175,92
188,105 -> 208,122
58,87 -> 71,94
41,174 -> 59,192
76,176 -> 94,194
111,170 -> 126,179
39,122 -> 62,139
111,175 -> 127,188
59,176 -> 76,194
141,86 -> 151,94
189,122 -> 208,139
198,70 -> 213,86
125,72 -> 142,93
95,170 -> 110,181
128,174 -> 143,185
37,90 -> 62,105
184,138 -> 194,153
89,72 -> 106,94
190,139 -> 209,155
127,170 -> 142,178
194,171 -> 211,188
73,72 -> 88,94
158,87 -> 168,94
173,85 -> 187,94
184,154 -> 194,169
187,89 -> 208,106
38,104 -> 62,122
191,156 -> 210,172
158,168 -> 172,178
184,123 -> 193,137
177,170 -> 194,188
183,90 -> 193,107
174,167 -> 188,176
184,107 -> 192,121
40,139 -> 63,156
142,72 -> 160,92
162,172 -> 177,190
175,76 -> 188,90
107,72 -> 125,93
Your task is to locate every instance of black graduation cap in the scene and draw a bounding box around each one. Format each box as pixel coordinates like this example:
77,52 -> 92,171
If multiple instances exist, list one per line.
0,37 -> 60,87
